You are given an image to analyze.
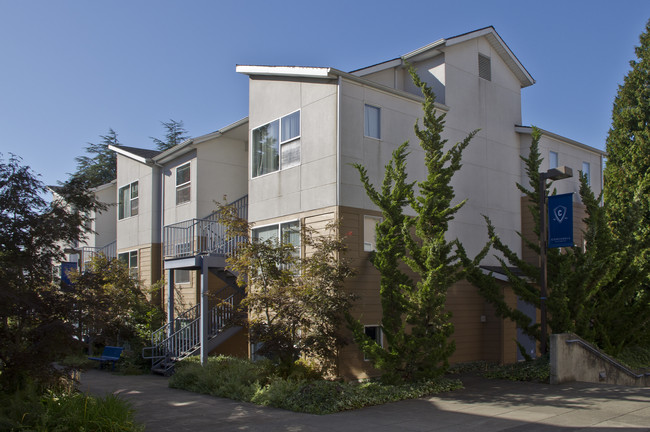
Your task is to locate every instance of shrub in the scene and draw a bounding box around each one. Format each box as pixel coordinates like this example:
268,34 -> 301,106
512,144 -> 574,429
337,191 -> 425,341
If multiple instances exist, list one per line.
0,385 -> 143,431
170,355 -> 462,414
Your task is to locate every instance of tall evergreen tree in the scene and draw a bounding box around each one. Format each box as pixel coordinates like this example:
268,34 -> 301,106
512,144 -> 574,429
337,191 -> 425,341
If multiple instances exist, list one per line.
151,119 -> 189,152
466,128 -> 650,356
72,128 -> 120,188
604,19 -> 650,238
349,68 -> 476,382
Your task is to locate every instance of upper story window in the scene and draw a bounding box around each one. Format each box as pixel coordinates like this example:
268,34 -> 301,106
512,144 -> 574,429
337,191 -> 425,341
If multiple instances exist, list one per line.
364,215 -> 382,252
582,161 -> 591,185
478,54 -> 491,81
364,104 -> 381,139
549,151 -> 558,169
118,250 -> 138,277
176,163 -> 191,205
252,110 -> 301,178
118,181 -> 138,220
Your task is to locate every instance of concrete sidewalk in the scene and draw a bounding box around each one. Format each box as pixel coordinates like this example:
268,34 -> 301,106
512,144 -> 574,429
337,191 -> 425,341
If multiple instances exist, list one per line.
80,369 -> 650,431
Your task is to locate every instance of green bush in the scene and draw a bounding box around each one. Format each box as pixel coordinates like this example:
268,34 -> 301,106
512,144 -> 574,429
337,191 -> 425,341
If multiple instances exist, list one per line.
482,355 -> 550,383
0,385 -> 143,431
170,355 -> 462,414
615,345 -> 650,371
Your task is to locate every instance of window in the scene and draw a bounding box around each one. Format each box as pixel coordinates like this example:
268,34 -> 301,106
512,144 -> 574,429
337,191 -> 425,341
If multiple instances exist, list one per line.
118,250 -> 138,277
252,111 -> 301,178
176,163 -> 191,205
174,269 -> 190,284
549,151 -> 558,169
582,162 -> 591,185
478,54 -> 491,81
252,221 -> 301,265
364,104 -> 381,139
364,325 -> 383,361
118,181 -> 138,220
364,215 -> 382,252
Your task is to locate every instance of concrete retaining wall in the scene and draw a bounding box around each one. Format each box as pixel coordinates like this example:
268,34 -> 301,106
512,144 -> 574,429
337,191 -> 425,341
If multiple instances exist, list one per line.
550,333 -> 650,387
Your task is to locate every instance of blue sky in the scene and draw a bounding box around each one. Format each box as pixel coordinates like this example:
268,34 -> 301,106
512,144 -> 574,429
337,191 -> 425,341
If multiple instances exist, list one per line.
1,0 -> 649,186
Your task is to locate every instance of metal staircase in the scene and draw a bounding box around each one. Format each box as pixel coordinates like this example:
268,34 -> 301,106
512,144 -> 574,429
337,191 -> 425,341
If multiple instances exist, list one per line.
143,194 -> 249,375
143,284 -> 245,375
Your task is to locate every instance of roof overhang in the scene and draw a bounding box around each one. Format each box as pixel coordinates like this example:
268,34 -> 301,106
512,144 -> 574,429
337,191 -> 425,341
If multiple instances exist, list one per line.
236,65 -> 336,79
108,145 -> 154,165
515,126 -> 607,157
154,117 -> 249,165
352,26 -> 535,89
237,65 -> 449,112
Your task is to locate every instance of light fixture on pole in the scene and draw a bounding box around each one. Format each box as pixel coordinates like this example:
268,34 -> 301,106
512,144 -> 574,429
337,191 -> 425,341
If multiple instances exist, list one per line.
538,166 -> 572,355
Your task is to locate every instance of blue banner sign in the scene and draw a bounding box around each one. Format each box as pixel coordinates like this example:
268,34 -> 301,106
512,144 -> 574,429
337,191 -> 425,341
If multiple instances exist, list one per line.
60,261 -> 78,287
548,193 -> 573,248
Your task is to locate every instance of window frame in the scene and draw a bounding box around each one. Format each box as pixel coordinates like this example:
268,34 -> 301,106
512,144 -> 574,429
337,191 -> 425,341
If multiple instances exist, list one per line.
251,110 -> 301,178
582,161 -> 591,185
363,215 -> 382,252
364,104 -> 381,139
175,162 -> 191,205
174,269 -> 191,284
363,325 -> 383,361
251,220 -> 301,248
118,181 -> 139,220
549,151 -> 559,169
118,250 -> 138,277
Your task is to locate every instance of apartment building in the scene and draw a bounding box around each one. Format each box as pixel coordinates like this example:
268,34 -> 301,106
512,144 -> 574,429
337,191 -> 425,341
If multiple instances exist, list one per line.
97,26 -> 605,379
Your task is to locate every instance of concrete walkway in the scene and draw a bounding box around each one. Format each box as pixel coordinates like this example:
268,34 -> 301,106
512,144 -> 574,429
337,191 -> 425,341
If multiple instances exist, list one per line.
80,370 -> 650,431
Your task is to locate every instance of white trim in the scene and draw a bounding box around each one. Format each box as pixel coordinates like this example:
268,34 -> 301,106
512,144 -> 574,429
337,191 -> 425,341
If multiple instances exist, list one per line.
351,58 -> 402,77
236,65 -> 333,79
250,110 -> 302,179
109,145 -> 150,164
515,126 -> 607,157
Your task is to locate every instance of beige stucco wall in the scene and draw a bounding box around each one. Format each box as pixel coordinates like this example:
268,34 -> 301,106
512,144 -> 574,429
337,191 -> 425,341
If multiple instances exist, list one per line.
247,77 -> 339,223
115,154 -> 161,249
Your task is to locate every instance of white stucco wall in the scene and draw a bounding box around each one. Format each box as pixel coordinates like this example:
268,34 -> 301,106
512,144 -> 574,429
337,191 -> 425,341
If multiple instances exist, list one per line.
87,182 -> 116,248
519,133 -> 604,199
115,154 -> 161,250
247,78 -> 338,223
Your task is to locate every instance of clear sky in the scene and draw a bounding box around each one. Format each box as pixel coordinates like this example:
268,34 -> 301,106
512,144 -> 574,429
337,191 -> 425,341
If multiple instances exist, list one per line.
1,0 -> 649,186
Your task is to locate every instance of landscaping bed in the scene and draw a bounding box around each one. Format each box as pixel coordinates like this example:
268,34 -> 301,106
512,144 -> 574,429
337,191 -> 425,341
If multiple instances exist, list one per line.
169,356 -> 462,415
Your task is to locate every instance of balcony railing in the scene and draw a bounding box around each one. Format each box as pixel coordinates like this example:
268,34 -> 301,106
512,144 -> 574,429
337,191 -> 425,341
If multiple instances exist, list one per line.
163,195 -> 248,260
81,241 -> 117,269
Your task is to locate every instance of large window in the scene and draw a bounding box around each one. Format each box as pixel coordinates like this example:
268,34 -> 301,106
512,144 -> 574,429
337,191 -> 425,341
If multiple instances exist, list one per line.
582,161 -> 591,185
364,104 -> 381,139
176,163 -> 191,205
252,110 -> 301,178
118,181 -> 138,220
118,250 -> 138,277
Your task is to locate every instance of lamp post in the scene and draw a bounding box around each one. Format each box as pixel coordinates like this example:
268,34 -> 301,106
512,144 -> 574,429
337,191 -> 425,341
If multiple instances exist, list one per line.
538,166 -> 572,355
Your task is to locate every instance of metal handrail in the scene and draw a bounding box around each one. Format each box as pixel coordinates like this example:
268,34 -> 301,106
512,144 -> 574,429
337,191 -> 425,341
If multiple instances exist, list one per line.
163,195 -> 248,259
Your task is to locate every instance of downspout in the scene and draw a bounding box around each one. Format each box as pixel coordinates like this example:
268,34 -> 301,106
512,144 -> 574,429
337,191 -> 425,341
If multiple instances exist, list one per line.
336,76 -> 341,207
154,161 -> 167,312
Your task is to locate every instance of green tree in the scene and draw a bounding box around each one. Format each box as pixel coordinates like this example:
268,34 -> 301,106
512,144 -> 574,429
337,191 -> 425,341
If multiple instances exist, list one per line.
69,255 -> 163,350
72,129 -> 120,188
349,67 -> 477,382
150,119 -> 189,152
216,203 -> 355,376
0,154 -> 99,390
604,19 -> 650,239
465,129 -> 650,356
